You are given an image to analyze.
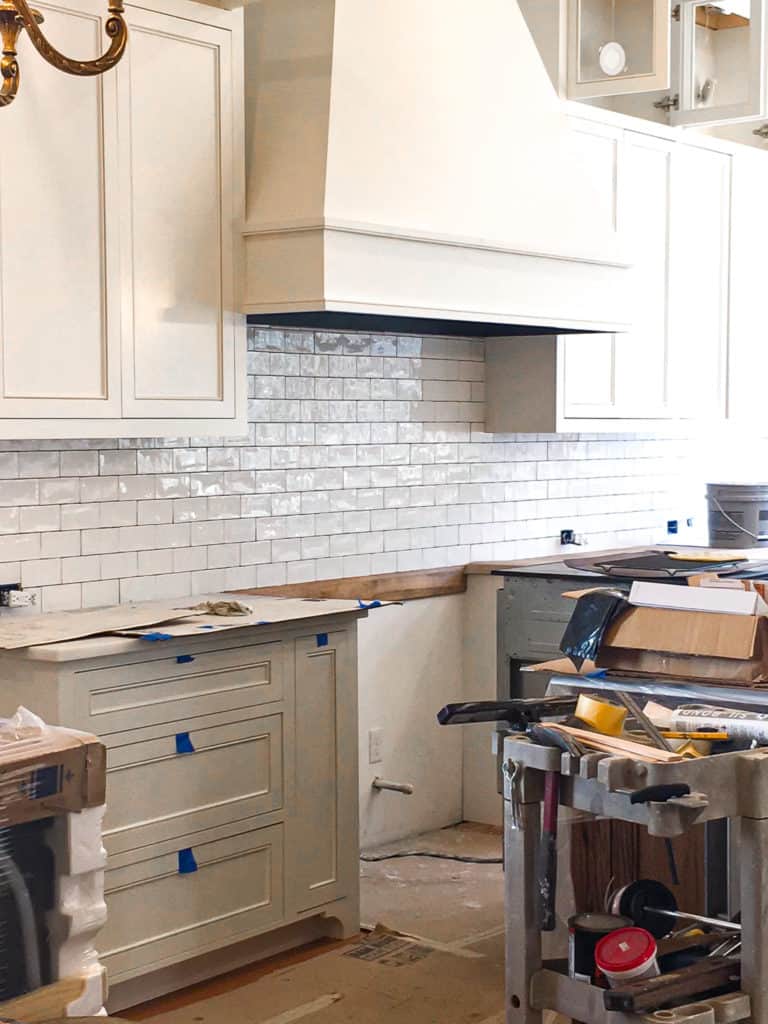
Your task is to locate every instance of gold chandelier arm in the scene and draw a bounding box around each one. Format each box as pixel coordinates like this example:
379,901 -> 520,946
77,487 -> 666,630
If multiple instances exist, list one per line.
13,0 -> 127,77
0,50 -> 19,106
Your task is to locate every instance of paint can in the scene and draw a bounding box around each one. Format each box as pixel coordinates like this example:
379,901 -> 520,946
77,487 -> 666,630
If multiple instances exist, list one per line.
596,926 -> 660,988
568,912 -> 633,983
707,482 -> 768,548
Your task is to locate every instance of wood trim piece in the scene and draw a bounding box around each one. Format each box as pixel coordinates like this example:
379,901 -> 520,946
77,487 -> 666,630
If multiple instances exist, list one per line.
0,976 -> 86,1023
236,566 -> 467,603
697,9 -> 749,30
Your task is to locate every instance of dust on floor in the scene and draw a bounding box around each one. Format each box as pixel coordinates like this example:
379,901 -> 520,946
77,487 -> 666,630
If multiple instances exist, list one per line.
128,823 -> 506,1024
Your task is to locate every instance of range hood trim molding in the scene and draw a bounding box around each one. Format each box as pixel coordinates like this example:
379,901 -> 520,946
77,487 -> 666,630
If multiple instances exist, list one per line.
242,219 -> 631,270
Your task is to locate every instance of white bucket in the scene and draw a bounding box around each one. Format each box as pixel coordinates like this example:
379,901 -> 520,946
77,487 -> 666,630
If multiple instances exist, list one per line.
707,482 -> 768,548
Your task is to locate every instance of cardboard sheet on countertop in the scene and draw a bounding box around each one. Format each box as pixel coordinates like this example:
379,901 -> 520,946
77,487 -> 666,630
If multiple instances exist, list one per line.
0,595 -> 372,650
0,601 -> 200,650
114,595 -> 374,639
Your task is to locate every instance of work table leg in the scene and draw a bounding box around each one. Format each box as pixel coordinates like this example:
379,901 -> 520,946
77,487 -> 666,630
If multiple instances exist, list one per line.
505,799 -> 542,1024
739,816 -> 768,1024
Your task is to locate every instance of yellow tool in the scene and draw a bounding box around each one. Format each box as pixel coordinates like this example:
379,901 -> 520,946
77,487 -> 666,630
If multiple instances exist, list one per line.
661,731 -> 729,741
575,694 -> 627,737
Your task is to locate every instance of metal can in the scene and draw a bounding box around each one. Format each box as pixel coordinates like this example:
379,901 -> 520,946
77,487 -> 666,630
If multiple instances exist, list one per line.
568,912 -> 633,983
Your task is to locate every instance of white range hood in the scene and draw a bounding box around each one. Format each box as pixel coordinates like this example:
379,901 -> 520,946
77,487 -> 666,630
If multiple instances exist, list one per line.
242,0 -> 630,336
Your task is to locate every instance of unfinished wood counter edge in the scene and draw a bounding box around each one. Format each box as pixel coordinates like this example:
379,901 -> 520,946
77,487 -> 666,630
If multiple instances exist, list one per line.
235,565 -> 468,602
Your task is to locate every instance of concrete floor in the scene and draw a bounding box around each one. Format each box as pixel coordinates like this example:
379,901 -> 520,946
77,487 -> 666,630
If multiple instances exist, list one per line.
126,823 -> 507,1024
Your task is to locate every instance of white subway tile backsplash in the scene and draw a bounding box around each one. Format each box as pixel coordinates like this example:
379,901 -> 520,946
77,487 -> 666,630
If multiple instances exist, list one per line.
0,326 -> 722,609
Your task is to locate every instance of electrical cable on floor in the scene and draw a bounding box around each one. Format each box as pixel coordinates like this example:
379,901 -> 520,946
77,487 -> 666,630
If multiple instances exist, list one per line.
360,851 -> 502,864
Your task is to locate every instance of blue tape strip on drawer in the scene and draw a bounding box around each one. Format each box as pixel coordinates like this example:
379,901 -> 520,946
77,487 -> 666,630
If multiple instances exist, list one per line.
178,848 -> 198,874
357,599 -> 382,609
316,633 -> 328,647
176,654 -> 195,664
175,732 -> 195,754
142,632 -> 173,642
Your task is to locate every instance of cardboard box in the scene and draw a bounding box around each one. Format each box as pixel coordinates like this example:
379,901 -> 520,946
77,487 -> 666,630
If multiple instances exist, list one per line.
597,605 -> 768,685
629,580 -> 768,616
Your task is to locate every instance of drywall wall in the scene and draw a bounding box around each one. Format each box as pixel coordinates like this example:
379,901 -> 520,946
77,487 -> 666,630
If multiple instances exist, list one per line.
462,574 -> 505,827
357,596 -> 465,848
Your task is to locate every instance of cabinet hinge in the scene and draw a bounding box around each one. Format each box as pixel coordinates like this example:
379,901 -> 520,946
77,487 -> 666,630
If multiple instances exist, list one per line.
653,94 -> 679,112
753,124 -> 768,139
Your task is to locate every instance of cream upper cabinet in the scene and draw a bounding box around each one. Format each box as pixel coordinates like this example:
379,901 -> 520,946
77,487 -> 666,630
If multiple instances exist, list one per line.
665,142 -> 730,415
0,0 -> 245,439
727,144 -> 768,419
566,0 -> 671,100
486,114 -> 733,434
562,126 -> 675,422
0,0 -> 122,422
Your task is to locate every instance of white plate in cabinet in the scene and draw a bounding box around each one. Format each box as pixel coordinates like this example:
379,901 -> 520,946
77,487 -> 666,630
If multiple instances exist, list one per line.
101,821 -> 284,982
71,640 -> 286,734
103,709 -> 284,837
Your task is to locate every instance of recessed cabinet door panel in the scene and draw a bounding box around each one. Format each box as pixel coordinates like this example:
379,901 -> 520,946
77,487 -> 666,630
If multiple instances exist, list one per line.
561,118 -> 622,419
0,0 -> 120,417
666,145 -> 729,418
119,7 -> 236,418
728,147 -> 768,421
289,631 -> 358,914
613,132 -> 672,417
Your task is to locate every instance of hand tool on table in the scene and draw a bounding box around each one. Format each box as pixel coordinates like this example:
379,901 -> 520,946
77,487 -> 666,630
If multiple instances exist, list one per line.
628,784 -> 691,887
616,691 -> 675,752
602,956 -> 740,1012
437,696 -> 577,730
526,724 -> 584,931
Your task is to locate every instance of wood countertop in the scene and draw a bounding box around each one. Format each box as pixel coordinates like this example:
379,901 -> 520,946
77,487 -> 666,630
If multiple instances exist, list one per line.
237,546 -> 756,603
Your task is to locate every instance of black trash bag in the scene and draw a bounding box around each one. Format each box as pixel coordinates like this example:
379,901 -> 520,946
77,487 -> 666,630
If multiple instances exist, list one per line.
560,589 -> 629,670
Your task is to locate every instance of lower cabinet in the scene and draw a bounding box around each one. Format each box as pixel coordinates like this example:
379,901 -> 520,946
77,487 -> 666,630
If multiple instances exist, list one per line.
0,618 -> 361,1000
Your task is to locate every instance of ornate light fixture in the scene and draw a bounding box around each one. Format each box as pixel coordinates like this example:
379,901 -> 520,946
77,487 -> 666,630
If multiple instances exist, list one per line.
0,0 -> 127,107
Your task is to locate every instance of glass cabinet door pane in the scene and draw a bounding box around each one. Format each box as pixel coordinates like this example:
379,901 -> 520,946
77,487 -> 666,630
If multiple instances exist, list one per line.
673,0 -> 766,124
567,0 -> 670,98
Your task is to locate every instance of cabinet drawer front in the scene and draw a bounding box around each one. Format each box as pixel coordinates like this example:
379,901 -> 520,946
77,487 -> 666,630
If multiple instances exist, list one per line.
104,712 -> 283,835
74,641 -> 284,732
101,823 -> 284,980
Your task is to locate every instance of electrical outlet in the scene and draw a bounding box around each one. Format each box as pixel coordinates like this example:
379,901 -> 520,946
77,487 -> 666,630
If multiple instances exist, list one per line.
5,590 -> 36,608
368,727 -> 384,765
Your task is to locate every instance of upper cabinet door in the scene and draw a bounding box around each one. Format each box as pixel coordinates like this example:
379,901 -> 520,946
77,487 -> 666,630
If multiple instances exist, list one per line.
671,0 -> 767,126
567,0 -> 671,98
0,0 -> 121,420
665,144 -> 730,416
118,3 -> 241,420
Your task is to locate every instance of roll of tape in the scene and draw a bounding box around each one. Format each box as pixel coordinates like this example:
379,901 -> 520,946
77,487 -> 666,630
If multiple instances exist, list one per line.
575,694 -> 627,736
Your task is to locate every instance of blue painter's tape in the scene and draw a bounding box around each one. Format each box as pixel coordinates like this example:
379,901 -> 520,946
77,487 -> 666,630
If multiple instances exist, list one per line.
197,625 -> 215,630
316,633 -> 329,647
586,669 -> 608,679
178,848 -> 198,874
357,599 -> 382,610
141,632 -> 173,642
256,620 -> 271,625
176,654 -> 195,664
175,732 -> 195,754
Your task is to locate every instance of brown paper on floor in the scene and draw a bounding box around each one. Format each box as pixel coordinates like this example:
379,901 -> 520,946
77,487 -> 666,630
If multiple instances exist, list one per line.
138,925 -> 507,1024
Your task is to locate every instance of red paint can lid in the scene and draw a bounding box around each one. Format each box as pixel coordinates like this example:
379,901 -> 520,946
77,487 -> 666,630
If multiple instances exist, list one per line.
595,927 -> 657,973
